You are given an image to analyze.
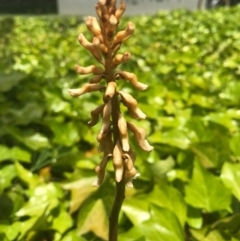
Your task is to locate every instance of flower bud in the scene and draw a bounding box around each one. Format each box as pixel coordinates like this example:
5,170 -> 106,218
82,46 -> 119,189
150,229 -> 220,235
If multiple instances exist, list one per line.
118,113 -> 130,152
78,34 -> 103,63
88,104 -> 105,126
105,81 -> 116,100
113,141 -> 124,182
89,74 -> 103,84
123,153 -> 134,171
116,70 -> 148,90
75,65 -> 104,75
86,16 -> 103,42
112,22 -> 135,47
93,37 -> 108,54
92,154 -> 109,186
108,14 -> 118,35
95,3 -> 102,19
127,122 -> 154,152
115,0 -> 126,20
97,100 -> 112,142
112,52 -> 131,68
125,167 -> 140,188
104,130 -> 114,157
68,83 -> 103,97
119,91 -> 146,119
99,0 -> 109,24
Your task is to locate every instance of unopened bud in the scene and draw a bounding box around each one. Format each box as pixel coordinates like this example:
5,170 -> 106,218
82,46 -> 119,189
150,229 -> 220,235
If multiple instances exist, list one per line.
119,91 -> 146,119
95,3 -> 102,19
68,83 -> 103,97
112,52 -> 131,68
109,14 -> 118,34
97,100 -> 112,142
118,113 -> 130,152
124,167 -> 139,182
115,0 -> 126,20
93,37 -> 108,54
75,65 -> 104,75
116,70 -> 148,90
123,153 -> 134,171
127,122 -> 154,152
113,141 -> 124,182
88,104 -> 105,126
89,74 -> 104,84
99,0 -> 109,23
86,16 -> 103,42
78,34 -> 103,63
112,22 -> 135,47
105,81 -> 116,100
92,155 -> 109,186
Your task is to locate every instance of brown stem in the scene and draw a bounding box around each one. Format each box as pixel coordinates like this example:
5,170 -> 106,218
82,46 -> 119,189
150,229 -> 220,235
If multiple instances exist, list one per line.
104,51 -> 125,240
108,92 -> 126,241
109,178 -> 126,241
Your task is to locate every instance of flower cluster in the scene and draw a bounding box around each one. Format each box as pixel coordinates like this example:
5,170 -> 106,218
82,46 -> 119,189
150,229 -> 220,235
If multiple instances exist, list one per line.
69,0 -> 153,187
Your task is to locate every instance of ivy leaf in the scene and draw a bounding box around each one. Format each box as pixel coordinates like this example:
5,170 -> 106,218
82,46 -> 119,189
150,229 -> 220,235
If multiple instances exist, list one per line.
221,162 -> 240,201
146,185 -> 186,227
119,205 -> 184,241
185,161 -> 231,212
77,199 -> 108,241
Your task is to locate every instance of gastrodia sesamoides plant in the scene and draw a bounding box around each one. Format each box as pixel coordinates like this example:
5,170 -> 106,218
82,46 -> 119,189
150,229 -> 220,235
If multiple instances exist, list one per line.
69,0 -> 153,188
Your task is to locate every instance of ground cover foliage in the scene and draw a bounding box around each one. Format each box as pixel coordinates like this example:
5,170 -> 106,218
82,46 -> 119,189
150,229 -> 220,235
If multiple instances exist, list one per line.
0,5 -> 240,241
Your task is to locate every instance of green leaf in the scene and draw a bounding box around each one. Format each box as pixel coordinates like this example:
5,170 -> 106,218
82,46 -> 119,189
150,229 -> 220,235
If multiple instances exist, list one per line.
186,206 -> 203,229
119,205 -> 184,241
0,72 -> 26,92
0,195 -> 14,219
0,221 -> 21,241
49,121 -> 79,146
0,145 -> 31,163
8,103 -> 44,125
221,162 -> 240,201
17,217 -> 39,239
7,127 -> 50,150
62,177 -> 96,213
0,164 -> 16,192
62,231 -> 87,241
211,213 -> 240,232
0,145 -> 11,162
149,129 -> 190,149
77,199 -> 108,241
52,210 -> 73,234
146,185 -> 186,227
150,155 -> 175,177
11,147 -> 31,162
16,183 -> 61,217
230,133 -> 240,159
122,198 -> 150,225
185,161 -> 232,212
15,162 -> 39,189
202,230 -> 226,241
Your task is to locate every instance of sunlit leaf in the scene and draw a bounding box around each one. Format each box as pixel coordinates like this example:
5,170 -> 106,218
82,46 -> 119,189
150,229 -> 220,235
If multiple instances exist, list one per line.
15,162 -> 39,189
122,198 -> 150,225
119,205 -> 184,241
0,72 -> 26,92
77,199 -> 108,241
52,211 -> 73,234
16,183 -> 61,217
221,162 -> 240,201
62,177 -> 96,213
0,145 -> 11,162
185,161 -> 231,212
0,164 -> 16,192
146,184 -> 186,227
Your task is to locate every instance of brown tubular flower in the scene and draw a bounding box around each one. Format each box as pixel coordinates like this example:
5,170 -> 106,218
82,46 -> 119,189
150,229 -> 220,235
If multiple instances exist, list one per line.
68,0 -> 153,187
